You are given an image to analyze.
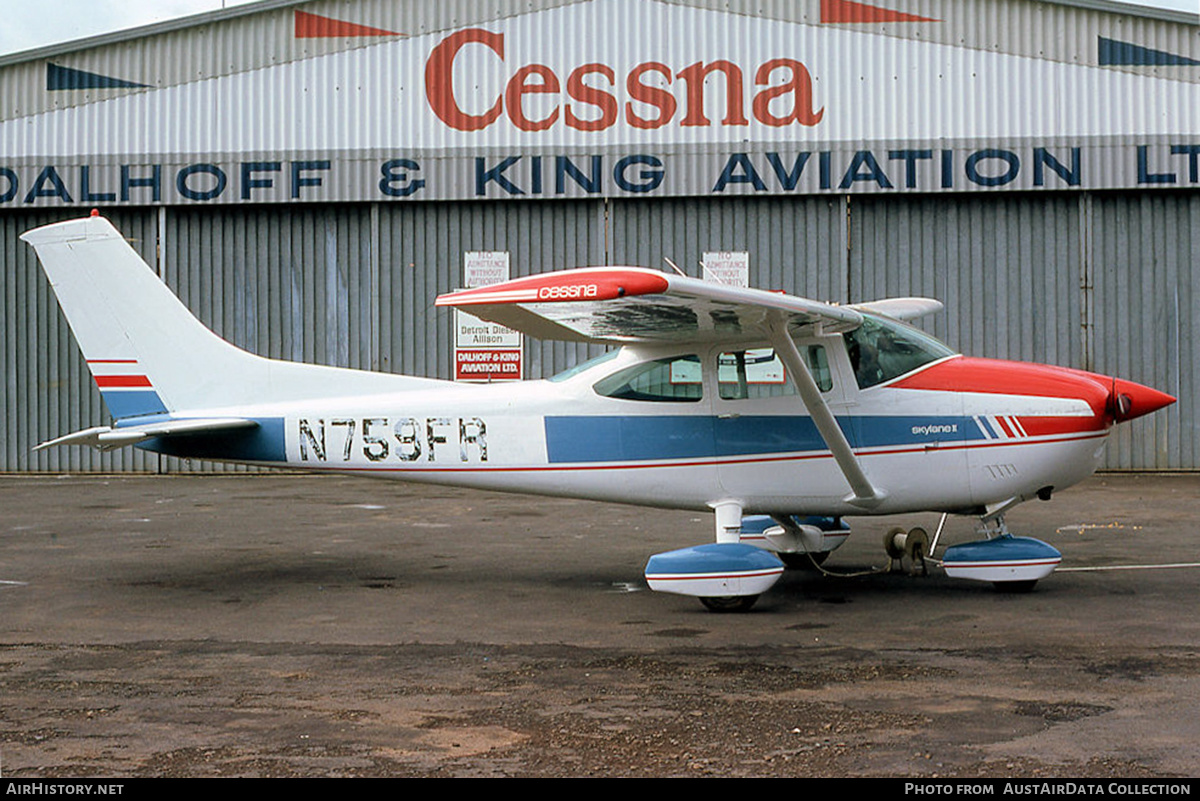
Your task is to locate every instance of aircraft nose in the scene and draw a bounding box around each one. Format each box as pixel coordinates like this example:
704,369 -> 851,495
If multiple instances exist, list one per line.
1108,377 -> 1175,423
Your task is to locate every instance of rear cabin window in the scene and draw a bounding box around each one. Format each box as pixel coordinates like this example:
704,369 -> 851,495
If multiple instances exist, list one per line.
593,355 -> 702,402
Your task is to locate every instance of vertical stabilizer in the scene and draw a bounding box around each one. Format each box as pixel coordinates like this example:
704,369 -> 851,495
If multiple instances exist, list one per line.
21,215 -> 443,418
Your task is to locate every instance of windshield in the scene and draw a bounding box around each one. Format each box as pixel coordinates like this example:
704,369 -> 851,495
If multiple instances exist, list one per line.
844,314 -> 955,389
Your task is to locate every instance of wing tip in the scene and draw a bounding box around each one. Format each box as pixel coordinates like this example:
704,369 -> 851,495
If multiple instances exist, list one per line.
850,297 -> 943,321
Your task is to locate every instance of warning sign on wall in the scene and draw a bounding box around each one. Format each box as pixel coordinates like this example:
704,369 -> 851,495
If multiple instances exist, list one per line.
454,252 -> 523,382
701,251 -> 749,287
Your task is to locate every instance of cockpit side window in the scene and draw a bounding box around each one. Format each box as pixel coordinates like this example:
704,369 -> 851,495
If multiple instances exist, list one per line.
845,314 -> 955,389
593,355 -> 703,402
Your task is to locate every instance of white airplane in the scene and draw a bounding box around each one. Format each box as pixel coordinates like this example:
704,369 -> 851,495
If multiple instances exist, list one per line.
22,213 -> 1175,611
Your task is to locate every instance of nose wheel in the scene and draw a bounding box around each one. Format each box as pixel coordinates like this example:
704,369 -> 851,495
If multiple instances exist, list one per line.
941,514 -> 1062,590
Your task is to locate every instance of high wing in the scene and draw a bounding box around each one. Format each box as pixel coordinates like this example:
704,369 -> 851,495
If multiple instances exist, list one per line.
436,267 -> 941,345
438,268 -> 943,508
436,267 -> 869,345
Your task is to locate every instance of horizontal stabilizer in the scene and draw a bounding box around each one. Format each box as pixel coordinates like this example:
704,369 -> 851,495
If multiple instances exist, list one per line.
35,418 -> 259,452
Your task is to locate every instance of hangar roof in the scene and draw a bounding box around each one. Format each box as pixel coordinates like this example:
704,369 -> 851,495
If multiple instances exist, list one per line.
0,0 -> 1191,65
0,0 -> 1195,205
1,0 -> 1194,70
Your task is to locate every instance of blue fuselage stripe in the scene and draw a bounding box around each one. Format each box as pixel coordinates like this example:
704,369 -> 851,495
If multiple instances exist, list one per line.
545,415 -> 982,463
135,418 -> 287,462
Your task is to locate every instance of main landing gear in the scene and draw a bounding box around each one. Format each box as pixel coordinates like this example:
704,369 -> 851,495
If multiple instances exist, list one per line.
643,541 -> 784,613
643,502 -> 784,612
699,595 -> 761,613
644,502 -> 849,613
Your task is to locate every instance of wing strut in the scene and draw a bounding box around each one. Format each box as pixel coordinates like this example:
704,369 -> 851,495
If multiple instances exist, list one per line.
766,316 -> 886,509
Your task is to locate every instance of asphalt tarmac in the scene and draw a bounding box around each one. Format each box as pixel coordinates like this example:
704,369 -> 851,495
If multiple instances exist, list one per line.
0,472 -> 1197,778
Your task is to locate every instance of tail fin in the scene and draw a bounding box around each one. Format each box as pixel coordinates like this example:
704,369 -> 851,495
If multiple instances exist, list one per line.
22,214 -> 442,419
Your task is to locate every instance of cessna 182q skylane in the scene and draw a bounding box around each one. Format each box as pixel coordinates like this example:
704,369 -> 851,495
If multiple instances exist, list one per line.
22,214 -> 1175,611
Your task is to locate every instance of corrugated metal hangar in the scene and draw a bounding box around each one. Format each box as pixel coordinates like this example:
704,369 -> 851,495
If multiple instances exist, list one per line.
0,0 -> 1196,473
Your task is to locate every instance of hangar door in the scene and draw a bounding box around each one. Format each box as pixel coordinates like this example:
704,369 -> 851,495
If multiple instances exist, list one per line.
0,192 -> 1193,472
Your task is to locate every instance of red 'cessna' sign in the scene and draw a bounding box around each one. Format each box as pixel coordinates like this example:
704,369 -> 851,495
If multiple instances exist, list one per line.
424,28 -> 824,133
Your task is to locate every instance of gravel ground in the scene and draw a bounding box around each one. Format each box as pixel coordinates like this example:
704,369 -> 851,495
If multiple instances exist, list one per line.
0,473 -> 1196,777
